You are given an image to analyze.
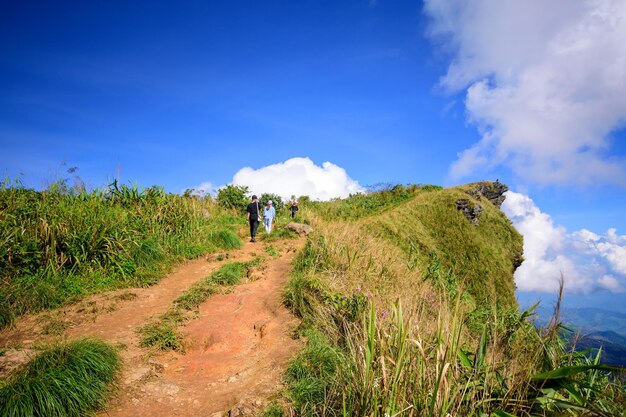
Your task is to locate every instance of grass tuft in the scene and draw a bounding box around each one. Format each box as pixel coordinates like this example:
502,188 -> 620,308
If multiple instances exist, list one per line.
211,228 -> 243,250
212,262 -> 246,285
138,322 -> 184,352
0,338 -> 121,417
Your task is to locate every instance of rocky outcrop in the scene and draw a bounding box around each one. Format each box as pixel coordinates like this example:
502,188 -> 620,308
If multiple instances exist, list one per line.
466,181 -> 508,208
456,199 -> 483,226
285,222 -> 313,236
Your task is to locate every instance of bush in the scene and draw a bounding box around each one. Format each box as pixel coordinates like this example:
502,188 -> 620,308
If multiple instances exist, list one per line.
216,184 -> 249,212
260,193 -> 284,211
0,338 -> 121,417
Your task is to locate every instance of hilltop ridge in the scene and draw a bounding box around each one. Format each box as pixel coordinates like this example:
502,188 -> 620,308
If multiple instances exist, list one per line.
302,181 -> 523,321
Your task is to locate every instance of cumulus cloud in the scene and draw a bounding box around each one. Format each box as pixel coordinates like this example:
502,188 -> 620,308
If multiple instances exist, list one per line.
502,191 -> 626,293
424,0 -> 626,186
231,157 -> 365,200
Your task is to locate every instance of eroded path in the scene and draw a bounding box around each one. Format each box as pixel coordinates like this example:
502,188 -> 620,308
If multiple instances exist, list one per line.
0,237 -> 304,416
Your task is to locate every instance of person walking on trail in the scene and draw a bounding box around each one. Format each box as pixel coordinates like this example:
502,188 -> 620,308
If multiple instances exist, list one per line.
290,201 -> 299,219
263,200 -> 276,233
246,195 -> 261,242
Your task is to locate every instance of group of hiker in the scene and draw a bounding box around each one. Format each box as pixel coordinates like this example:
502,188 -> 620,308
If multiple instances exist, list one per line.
245,195 -> 299,243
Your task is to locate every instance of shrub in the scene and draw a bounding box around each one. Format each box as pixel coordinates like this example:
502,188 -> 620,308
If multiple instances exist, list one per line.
216,184 -> 249,212
260,193 -> 284,211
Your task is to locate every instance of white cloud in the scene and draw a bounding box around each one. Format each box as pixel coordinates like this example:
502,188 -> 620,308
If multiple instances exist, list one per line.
502,191 -> 626,294
425,0 -> 626,186
231,157 -> 365,201
598,275 -> 625,292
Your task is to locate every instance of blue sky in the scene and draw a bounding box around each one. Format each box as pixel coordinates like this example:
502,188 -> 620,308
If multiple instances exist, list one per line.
2,1 -> 625,315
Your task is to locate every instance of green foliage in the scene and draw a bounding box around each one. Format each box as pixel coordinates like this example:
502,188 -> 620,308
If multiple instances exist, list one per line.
422,253 -> 469,304
174,282 -> 217,311
522,324 -> 626,416
286,291 -> 626,416
367,184 -> 523,310
0,294 -> 13,328
0,338 -> 121,417
216,184 -> 249,212
260,193 -> 284,211
0,179 -> 242,327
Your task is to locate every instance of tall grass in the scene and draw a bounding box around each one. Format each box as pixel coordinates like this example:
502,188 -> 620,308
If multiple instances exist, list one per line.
0,179 -> 242,327
0,338 -> 121,417
285,260 -> 625,416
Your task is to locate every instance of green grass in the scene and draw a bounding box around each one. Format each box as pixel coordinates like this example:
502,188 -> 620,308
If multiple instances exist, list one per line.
212,261 -> 248,285
138,322 -> 184,352
0,180 -> 243,327
265,245 -> 280,258
39,315 -> 68,336
139,259 -> 262,351
260,403 -> 284,417
286,328 -> 342,412
0,338 -> 121,417
173,283 -> 218,312
260,227 -> 298,242
209,229 -> 242,250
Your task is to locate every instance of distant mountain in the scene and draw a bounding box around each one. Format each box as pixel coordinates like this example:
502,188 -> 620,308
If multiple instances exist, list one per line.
572,331 -> 626,367
528,306 -> 626,366
531,306 -> 626,336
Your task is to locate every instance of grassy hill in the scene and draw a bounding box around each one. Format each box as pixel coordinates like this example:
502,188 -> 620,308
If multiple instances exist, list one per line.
283,182 -> 625,416
296,182 -> 523,327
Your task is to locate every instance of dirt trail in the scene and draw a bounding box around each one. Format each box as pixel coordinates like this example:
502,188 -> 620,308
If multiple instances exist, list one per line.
0,237 -> 304,416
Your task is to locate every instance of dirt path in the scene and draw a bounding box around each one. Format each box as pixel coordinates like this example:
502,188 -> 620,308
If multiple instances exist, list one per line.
0,237 -> 304,416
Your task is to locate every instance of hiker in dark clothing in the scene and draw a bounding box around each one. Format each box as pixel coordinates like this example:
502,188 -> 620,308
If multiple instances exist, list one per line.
246,195 -> 261,242
290,201 -> 299,219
